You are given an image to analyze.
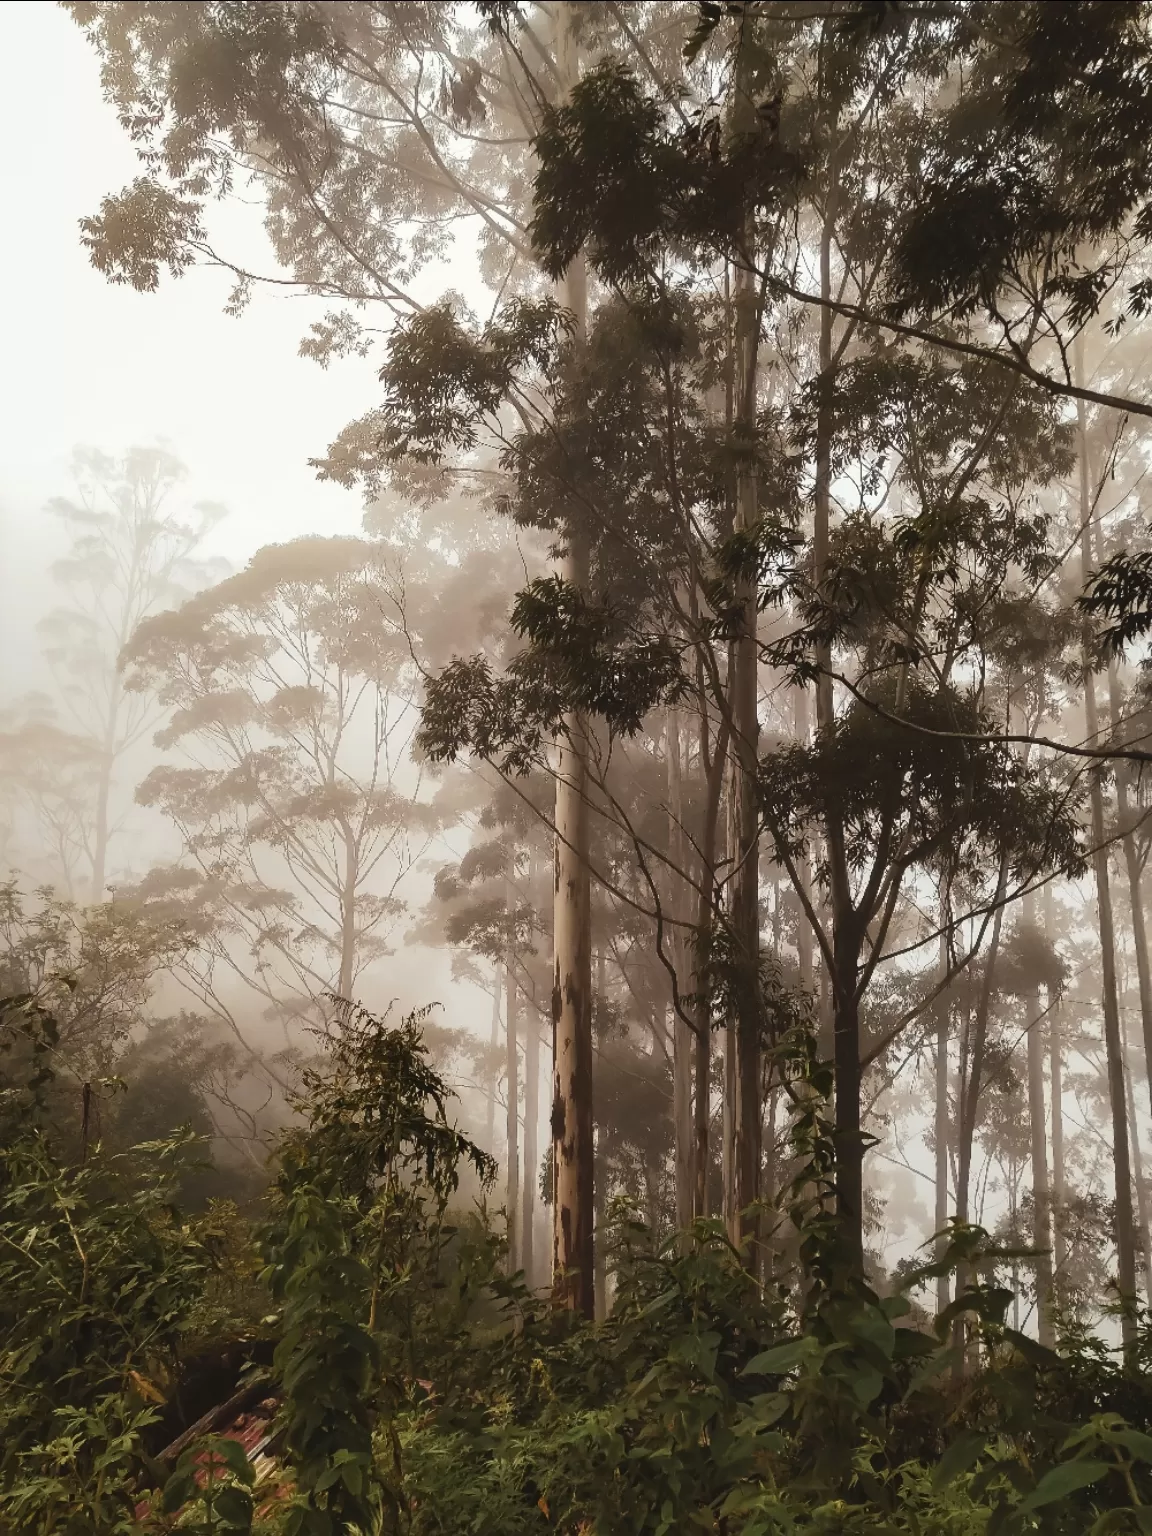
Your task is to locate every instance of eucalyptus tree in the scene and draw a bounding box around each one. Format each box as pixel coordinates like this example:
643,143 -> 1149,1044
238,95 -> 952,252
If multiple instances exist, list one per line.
11,447 -> 225,902
68,0 -> 701,1316
123,535 -> 442,1053
69,0 -> 1152,1304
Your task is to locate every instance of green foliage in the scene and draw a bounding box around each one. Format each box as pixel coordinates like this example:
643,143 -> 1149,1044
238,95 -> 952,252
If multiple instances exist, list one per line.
4,995 -> 1152,1533
261,1000 -> 496,1535
0,1003 -> 216,1530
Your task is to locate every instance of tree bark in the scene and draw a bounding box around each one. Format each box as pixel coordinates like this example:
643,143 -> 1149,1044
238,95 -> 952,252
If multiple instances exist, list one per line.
1041,883 -> 1068,1287
667,710 -> 694,1236
1077,380 -> 1139,1356
337,822 -> 359,1001
934,925 -> 951,1318
810,144 -> 863,1271
727,34 -> 762,1256
692,707 -> 727,1219
505,890 -> 520,1274
1102,649 -> 1152,1128
1023,889 -> 1055,1347
953,886 -> 1006,1369
521,1009 -> 540,1287
1121,1012 -> 1152,1302
90,738 -> 115,905
486,973 -> 501,1150
549,9 -> 594,1319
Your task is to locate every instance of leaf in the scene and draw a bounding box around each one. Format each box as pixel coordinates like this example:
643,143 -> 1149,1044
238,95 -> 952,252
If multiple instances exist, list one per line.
213,1484 -> 255,1529
684,1 -> 723,64
741,1338 -> 819,1376
1017,1460 -> 1110,1514
931,1428 -> 987,1490
161,1470 -> 197,1514
1001,1327 -> 1059,1370
213,1437 -> 256,1486
1111,1426 -> 1152,1464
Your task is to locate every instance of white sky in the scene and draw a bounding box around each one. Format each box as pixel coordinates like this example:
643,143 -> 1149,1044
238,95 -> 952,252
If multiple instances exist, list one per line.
0,0 -> 383,680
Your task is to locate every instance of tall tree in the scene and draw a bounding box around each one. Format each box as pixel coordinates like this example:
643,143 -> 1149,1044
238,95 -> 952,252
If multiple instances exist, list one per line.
124,535 -> 442,1050
23,447 -> 225,900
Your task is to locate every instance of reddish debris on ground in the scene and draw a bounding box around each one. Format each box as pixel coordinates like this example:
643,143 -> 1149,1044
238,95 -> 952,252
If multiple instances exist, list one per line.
135,1397 -> 289,1524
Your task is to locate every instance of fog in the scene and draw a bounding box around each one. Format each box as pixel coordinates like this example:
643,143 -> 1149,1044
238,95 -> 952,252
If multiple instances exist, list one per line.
6,12 -> 1152,1505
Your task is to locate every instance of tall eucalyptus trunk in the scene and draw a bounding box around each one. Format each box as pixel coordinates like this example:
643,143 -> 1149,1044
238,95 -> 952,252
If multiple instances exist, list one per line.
727,36 -> 762,1255
1023,889 -> 1055,1347
506,882 -> 520,1274
1043,883 -> 1069,1284
934,924 -> 951,1318
667,710 -> 694,1235
549,9 -> 594,1317
1077,377 -> 1138,1355
486,975 -> 501,1150
953,889 -> 1006,1372
521,1008 -> 541,1288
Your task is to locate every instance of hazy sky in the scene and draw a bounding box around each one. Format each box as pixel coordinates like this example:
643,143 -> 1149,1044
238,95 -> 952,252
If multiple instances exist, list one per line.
0,2 -> 488,1026
0,1 -> 384,680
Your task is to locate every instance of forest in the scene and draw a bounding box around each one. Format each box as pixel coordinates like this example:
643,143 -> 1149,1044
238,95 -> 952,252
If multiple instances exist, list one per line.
9,0 -> 1152,1530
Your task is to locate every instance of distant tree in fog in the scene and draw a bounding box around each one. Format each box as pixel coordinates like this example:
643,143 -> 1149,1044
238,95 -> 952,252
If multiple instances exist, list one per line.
4,446 -> 227,902
122,535 -> 446,1053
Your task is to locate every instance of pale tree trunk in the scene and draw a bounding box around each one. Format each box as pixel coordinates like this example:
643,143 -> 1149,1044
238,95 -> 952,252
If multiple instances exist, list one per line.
953,889 -> 1006,1373
1023,889 -> 1055,1347
594,1127 -> 608,1320
692,701 -> 728,1219
934,924 -> 951,1318
89,666 -> 124,904
337,832 -> 358,1001
549,10 -> 594,1319
793,687 -> 814,990
667,710 -> 694,1235
1121,1011 -> 1152,1301
1077,382 -> 1139,1355
521,1009 -> 540,1288
505,891 -> 520,1274
486,975 -> 501,1149
1044,885 -> 1069,1285
1103,638 -> 1152,1131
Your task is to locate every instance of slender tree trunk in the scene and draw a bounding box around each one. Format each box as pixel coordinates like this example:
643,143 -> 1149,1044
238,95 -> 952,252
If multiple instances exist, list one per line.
506,895 -> 520,1273
1043,884 -> 1068,1285
1023,889 -> 1055,1347
1077,380 -> 1139,1355
1103,657 -> 1152,1131
521,1010 -> 540,1288
593,1128 -> 607,1320
793,686 -> 814,991
1122,1012 -> 1152,1301
810,153 -> 863,1271
763,1080 -> 778,1279
935,926 -> 951,1318
667,710 -> 694,1235
728,37 -> 762,1256
486,974 -> 501,1150
953,891 -> 1006,1370
90,746 -> 114,905
723,980 -> 736,1238
832,927 -> 865,1273
692,843 -> 717,1222
337,836 -> 358,1001
692,709 -> 727,1219
549,10 -> 594,1318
